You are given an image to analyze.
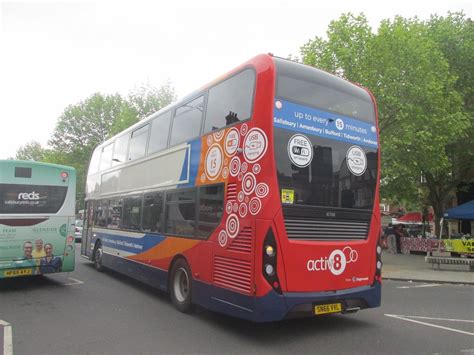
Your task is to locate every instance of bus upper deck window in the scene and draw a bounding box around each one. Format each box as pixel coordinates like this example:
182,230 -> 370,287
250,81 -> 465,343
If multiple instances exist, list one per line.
204,69 -> 255,134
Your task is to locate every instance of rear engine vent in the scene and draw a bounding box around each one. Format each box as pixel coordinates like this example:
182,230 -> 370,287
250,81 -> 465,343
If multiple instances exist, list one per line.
283,206 -> 371,240
228,227 -> 253,253
285,218 -> 369,240
226,183 -> 237,201
213,256 -> 252,294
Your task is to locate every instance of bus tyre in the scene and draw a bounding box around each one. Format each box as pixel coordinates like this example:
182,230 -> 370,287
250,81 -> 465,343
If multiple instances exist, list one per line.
94,242 -> 104,272
170,259 -> 194,313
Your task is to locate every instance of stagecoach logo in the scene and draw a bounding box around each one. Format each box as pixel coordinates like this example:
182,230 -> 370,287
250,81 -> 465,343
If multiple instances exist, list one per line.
17,192 -> 40,200
306,247 -> 358,276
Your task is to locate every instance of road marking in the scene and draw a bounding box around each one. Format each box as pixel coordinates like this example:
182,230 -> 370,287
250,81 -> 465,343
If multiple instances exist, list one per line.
397,284 -> 441,289
0,319 -> 13,355
63,277 -> 84,286
392,315 -> 474,323
385,314 -> 474,336
460,349 -> 474,354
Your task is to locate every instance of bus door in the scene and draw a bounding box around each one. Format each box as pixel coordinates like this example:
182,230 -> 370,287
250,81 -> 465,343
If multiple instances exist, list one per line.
81,201 -> 94,258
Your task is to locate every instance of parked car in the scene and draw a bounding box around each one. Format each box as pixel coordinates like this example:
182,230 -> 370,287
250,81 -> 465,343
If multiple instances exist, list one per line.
75,219 -> 84,242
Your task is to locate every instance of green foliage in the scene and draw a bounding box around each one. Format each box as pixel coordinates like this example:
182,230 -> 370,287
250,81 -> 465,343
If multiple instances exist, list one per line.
301,13 -> 373,83
299,12 -> 472,232
15,141 -> 47,161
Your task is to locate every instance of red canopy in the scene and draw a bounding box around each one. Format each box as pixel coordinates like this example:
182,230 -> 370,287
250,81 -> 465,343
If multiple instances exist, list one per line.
397,212 -> 433,224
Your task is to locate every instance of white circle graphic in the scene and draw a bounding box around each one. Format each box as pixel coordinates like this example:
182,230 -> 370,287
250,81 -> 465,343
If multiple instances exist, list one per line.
335,118 -> 345,130
249,197 -> 262,215
229,156 -> 241,177
213,130 -> 224,141
242,173 -> 257,195
206,135 -> 213,147
226,201 -> 233,214
226,214 -> 239,238
346,146 -> 367,176
288,134 -> 313,168
328,249 -> 347,276
233,203 -> 238,213
238,191 -> 244,202
224,128 -> 240,156
241,162 -> 248,173
238,172 -> 243,181
243,128 -> 268,163
255,183 -> 269,198
275,100 -> 282,110
218,230 -> 228,247
240,123 -> 248,136
205,144 -> 223,180
222,167 -> 229,179
239,203 -> 248,218
343,246 -> 359,263
252,164 -> 261,174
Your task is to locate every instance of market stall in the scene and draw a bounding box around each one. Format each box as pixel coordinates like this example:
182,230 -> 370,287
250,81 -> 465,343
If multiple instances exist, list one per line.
391,212 -> 437,254
443,200 -> 474,256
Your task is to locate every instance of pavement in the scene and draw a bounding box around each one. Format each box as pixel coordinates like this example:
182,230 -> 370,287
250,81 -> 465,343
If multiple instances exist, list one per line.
382,251 -> 474,284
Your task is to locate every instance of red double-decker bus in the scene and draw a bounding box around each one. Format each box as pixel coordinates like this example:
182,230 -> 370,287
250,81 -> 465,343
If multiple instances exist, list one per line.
81,54 -> 382,321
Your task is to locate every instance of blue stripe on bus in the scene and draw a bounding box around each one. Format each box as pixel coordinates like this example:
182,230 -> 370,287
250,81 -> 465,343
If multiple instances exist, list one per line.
273,99 -> 378,148
179,138 -> 201,187
96,231 -> 166,255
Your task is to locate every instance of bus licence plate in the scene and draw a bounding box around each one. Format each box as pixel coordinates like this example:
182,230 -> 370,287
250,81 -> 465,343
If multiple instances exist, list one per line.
314,303 -> 342,315
5,269 -> 33,278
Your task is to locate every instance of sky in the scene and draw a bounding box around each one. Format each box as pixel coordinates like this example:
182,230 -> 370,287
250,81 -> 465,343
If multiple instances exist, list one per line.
0,0 -> 471,159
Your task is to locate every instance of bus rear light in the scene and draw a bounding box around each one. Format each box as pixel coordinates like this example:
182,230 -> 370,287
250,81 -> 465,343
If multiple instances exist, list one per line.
265,245 -> 275,257
262,228 -> 282,294
377,245 -> 382,255
264,264 -> 275,276
67,236 -> 74,243
374,237 -> 382,283
60,171 -> 69,179
66,245 -> 73,252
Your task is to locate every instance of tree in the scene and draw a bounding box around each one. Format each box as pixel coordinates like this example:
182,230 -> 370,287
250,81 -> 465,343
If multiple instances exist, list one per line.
300,13 -> 373,83
16,141 -> 47,161
128,81 -> 176,120
299,13 -> 471,234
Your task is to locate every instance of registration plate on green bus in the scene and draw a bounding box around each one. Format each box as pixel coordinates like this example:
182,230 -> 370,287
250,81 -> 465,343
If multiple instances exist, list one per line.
314,303 -> 342,315
5,269 -> 33,278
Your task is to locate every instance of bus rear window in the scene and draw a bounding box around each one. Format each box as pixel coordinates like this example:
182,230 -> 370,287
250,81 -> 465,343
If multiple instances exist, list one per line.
275,58 -> 375,122
0,184 -> 68,214
15,167 -> 32,178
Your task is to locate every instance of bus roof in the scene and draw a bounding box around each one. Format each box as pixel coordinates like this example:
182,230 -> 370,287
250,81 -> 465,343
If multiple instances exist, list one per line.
0,160 -> 76,172
272,56 -> 373,103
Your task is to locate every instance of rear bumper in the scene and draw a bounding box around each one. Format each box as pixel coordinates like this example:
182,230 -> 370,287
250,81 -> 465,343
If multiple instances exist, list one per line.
194,281 -> 381,322
280,282 -> 381,320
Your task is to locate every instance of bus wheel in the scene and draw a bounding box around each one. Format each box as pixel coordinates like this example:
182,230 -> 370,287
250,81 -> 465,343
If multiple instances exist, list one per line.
170,259 -> 194,313
94,242 -> 104,272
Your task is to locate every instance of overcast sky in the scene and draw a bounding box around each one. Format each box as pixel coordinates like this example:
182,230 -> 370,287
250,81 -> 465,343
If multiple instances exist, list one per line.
0,0 -> 471,159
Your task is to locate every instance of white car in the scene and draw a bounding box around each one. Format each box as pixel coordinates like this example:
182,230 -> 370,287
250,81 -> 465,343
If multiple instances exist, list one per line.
75,219 -> 84,242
